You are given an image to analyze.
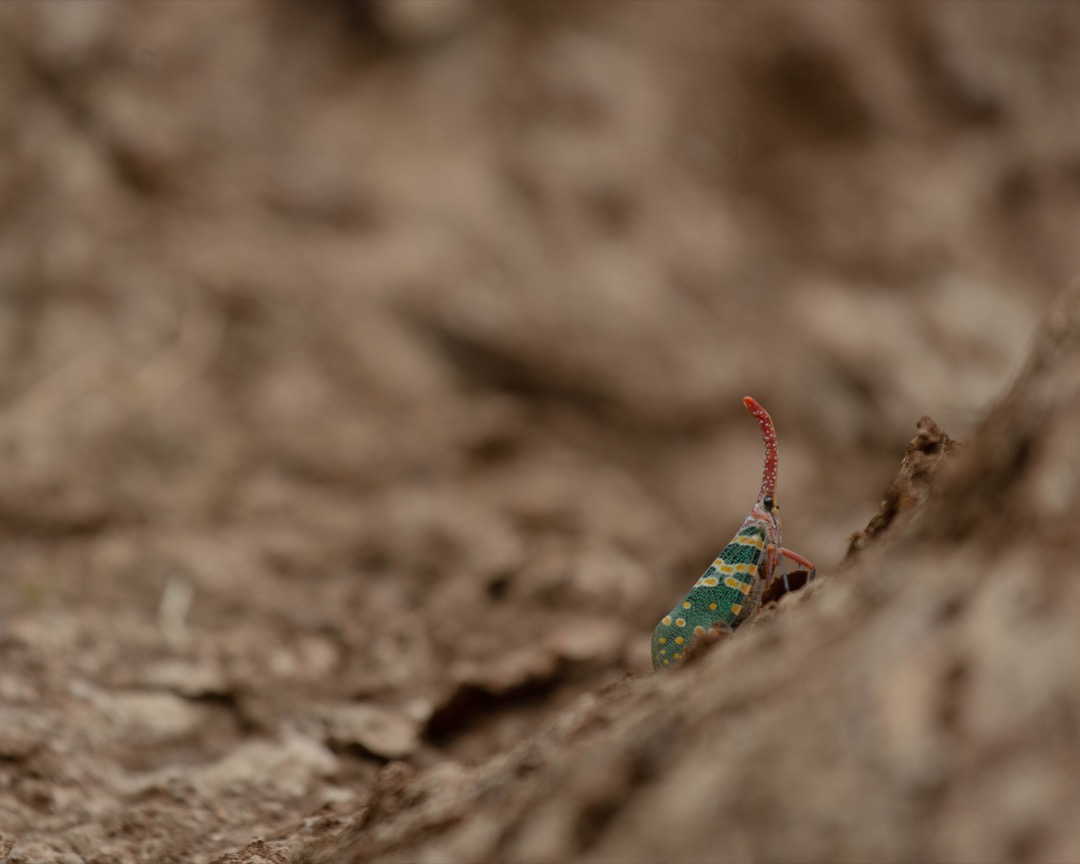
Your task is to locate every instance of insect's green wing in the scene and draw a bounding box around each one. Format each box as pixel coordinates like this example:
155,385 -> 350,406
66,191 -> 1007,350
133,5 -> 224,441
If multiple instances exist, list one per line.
651,524 -> 767,670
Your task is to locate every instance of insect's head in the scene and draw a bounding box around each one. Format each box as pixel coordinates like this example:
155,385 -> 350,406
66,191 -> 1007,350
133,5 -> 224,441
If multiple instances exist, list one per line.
743,396 -> 779,504
747,492 -> 782,532
762,492 -> 782,532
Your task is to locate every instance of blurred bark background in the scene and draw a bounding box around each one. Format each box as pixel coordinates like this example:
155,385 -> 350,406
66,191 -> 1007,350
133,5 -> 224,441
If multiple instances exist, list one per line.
0,2 -> 1078,861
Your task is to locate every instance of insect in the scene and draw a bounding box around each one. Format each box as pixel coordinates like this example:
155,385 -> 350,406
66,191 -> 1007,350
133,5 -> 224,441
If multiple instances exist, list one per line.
652,396 -> 815,670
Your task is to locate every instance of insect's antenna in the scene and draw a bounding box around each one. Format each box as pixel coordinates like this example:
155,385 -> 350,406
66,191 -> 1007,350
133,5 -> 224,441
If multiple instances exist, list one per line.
742,396 -> 778,502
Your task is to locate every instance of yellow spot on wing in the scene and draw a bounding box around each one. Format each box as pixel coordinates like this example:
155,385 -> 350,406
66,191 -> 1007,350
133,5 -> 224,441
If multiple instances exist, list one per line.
676,618 -> 686,627
663,659 -> 670,666
694,626 -> 705,635
663,616 -> 672,626
682,601 -> 692,609
658,637 -> 666,644
719,564 -> 735,575
736,535 -> 764,549
675,636 -> 684,645
709,602 -> 718,611
703,577 -> 719,587
731,603 -> 743,616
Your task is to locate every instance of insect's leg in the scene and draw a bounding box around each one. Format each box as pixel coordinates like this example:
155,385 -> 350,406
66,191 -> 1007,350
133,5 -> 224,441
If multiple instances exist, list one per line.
765,543 -> 789,592
780,547 -> 816,582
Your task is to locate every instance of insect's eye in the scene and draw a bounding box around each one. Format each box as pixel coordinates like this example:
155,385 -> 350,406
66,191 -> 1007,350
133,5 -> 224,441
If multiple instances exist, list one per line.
763,496 -> 774,512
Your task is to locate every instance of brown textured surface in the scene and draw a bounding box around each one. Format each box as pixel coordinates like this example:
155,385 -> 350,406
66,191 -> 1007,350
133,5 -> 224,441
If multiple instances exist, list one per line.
1,3 -> 1080,861
844,415 -> 960,561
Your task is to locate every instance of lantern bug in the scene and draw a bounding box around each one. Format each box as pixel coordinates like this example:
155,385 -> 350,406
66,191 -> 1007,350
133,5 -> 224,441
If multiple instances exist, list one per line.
652,396 -> 815,670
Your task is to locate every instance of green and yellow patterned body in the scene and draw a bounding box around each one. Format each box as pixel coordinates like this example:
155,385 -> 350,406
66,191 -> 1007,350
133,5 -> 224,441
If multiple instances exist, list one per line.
651,521 -> 771,669
650,396 -> 816,671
